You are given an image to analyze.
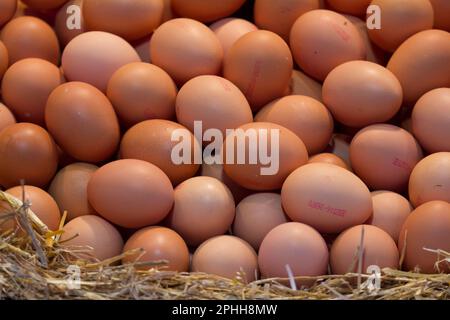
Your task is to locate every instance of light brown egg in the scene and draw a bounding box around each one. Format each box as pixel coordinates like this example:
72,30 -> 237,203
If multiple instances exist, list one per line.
290,10 -> 366,81
176,75 -> 253,137
62,31 -> 141,92
286,70 -> 323,102
399,201 -> 450,273
0,123 -> 58,188
255,95 -> 333,155
323,61 -> 402,127
2,58 -> 64,126
281,163 -> 372,234
408,152 -> 450,207
150,18 -> 223,85
233,193 -> 290,250
223,122 -> 309,191
258,222 -> 329,283
429,0 -> 450,31
0,0 -> 17,27
123,226 -> 189,271
368,0 -> 434,52
48,163 -> 98,221
330,225 -> 399,274
326,134 -> 352,168
0,103 -> 16,132
165,176 -> 235,246
350,124 -> 423,192
0,16 -> 60,65
120,120 -> 200,185
254,0 -> 319,41
224,30 -> 293,111
412,88 -> 450,153
367,191 -> 412,243
0,41 -> 8,80
61,215 -> 124,261
45,82 -> 120,163
387,30 -> 450,106
209,18 -> 258,56
21,0 -> 69,10
83,0 -> 163,41
107,62 -> 177,127
171,0 -> 246,22
54,0 -> 85,47
88,159 -> 174,229
192,235 -> 258,282
308,153 -> 349,170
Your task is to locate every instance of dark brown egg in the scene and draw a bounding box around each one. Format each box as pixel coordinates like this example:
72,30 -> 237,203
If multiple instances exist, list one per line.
429,0 -> 450,31
0,0 -> 17,27
171,0 -> 246,22
21,0 -> 69,10
326,0 -> 371,15
54,0 -> 85,47
0,103 -> 16,132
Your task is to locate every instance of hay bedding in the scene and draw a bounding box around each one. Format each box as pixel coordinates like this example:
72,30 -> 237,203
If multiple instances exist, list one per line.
0,190 -> 448,300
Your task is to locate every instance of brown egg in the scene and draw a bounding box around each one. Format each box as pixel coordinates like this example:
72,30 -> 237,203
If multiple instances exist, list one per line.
61,215 -> 124,261
290,10 -> 366,81
171,0 -> 246,23
308,153 -> 349,170
48,163 -> 98,221
88,159 -> 174,228
0,103 -> 16,132
254,0 -> 319,41
209,18 -> 258,56
327,0 -> 371,15
21,0 -> 69,10
258,222 -> 329,283
0,123 -> 58,188
233,193 -> 289,250
326,134 -> 352,168
412,88 -> 450,153
399,201 -> 450,273
133,36 -> 152,63
281,163 -> 372,233
0,41 -> 8,80
350,124 -> 423,192
176,75 -> 253,137
165,176 -> 235,246
408,152 -> 450,207
367,191 -> 412,243
150,18 -> 223,85
429,0 -> 450,31
54,0 -> 85,47
120,120 -> 200,185
161,0 -> 175,22
62,31 -> 141,92
286,70 -> 323,102
224,30 -> 293,111
83,0 -> 163,41
223,122 -> 309,191
107,62 -> 177,127
323,61 -> 402,127
387,30 -> 450,106
368,0 -> 434,52
192,235 -> 258,282
45,82 -> 120,163
2,58 -> 64,126
255,95 -> 333,155
330,225 -> 399,274
0,16 -> 60,65
123,226 -> 189,271
0,0 -> 16,27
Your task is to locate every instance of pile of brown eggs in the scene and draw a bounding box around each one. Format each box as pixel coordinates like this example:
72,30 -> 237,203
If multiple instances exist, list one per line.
0,0 -> 449,284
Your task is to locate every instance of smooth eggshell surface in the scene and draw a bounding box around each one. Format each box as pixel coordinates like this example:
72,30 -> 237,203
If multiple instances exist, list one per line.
0,0 -> 16,27
171,0 -> 246,22
209,18 -> 258,56
0,103 -> 16,132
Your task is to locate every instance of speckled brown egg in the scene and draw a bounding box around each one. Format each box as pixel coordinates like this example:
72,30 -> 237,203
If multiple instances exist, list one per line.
21,0 -> 69,10
210,18 -> 258,56
171,0 -> 246,22
54,0 -> 85,47
0,103 -> 16,132
308,153 -> 349,170
326,0 -> 371,15
429,0 -> 450,31
0,0 -> 16,27
286,70 -> 323,102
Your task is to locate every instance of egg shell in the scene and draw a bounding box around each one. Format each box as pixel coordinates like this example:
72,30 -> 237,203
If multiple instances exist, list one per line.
429,0 -> 450,31
0,40 -> 8,79
387,30 -> 450,106
0,103 -> 16,132
54,0 -> 85,47
171,0 -> 246,23
224,30 -> 293,111
255,95 -> 333,155
165,176 -> 235,247
290,10 -> 366,81
150,18 -> 223,85
48,163 -> 98,221
0,123 -> 58,188
45,82 -> 120,163
2,58 -> 64,126
123,226 -> 189,272
61,215 -> 124,261
286,70 -> 323,102
408,152 -> 450,207
107,62 -> 177,127
323,61 -> 403,127
21,0 -> 69,10
281,163 -> 372,234
62,31 -> 141,92
412,88 -> 450,153
209,18 -> 258,56
398,201 -> 450,273
308,153 -> 349,170
0,0 -> 17,27
326,0 -> 371,15
120,119 -> 200,185
192,235 -> 258,282
350,124 -> 423,192
330,225 -> 399,274
223,122 -> 309,191
161,0 -> 176,22
0,16 -> 60,65
232,193 -> 290,250
87,159 -> 174,229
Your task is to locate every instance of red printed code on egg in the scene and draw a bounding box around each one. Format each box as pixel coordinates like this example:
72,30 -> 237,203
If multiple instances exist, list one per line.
308,200 -> 346,218
392,157 -> 411,171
